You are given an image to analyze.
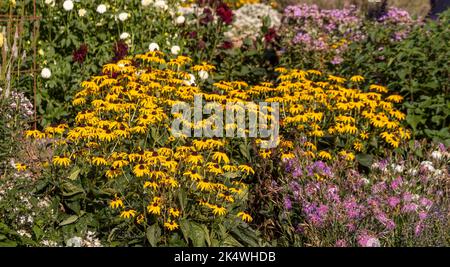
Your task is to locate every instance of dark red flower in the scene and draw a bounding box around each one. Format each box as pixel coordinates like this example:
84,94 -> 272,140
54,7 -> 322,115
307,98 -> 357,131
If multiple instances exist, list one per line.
72,44 -> 88,64
113,41 -> 128,62
264,28 -> 278,43
200,8 -> 214,25
221,40 -> 233,49
188,31 -> 198,39
215,3 -> 233,25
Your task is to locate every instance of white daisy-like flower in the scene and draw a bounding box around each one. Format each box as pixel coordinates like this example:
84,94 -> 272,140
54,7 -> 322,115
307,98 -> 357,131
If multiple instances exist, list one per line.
63,0 -> 74,11
41,68 -> 52,79
118,12 -> 129,22
148,42 -> 159,51
78,8 -> 87,17
198,70 -> 209,80
96,4 -> 107,14
120,32 -> 130,40
154,0 -> 168,10
175,15 -> 185,24
170,45 -> 180,55
141,0 -> 153,7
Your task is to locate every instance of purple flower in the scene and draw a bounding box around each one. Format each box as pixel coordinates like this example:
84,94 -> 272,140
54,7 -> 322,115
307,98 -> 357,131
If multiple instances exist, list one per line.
390,176 -> 403,191
331,55 -> 343,65
335,239 -> 347,247
284,197 -> 292,210
402,203 -> 418,213
357,232 -> 381,247
420,197 -> 433,210
387,197 -> 400,208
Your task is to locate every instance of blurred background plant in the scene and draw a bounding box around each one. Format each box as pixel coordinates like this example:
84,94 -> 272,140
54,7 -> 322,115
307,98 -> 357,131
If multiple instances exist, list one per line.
0,1 -> 36,171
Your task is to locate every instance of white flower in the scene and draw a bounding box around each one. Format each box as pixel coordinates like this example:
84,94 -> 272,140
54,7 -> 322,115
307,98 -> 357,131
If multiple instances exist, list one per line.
78,8 -> 87,17
45,0 -> 55,6
118,12 -> 129,22
420,161 -> 435,172
391,164 -> 404,173
66,236 -> 83,247
431,151 -> 442,160
120,32 -> 130,40
407,168 -> 418,176
148,42 -> 159,51
433,169 -> 443,177
154,0 -> 168,10
184,74 -> 196,86
63,0 -> 74,11
141,0 -> 153,7
361,178 -> 370,185
198,70 -> 209,80
96,4 -> 107,14
170,45 -> 181,55
41,68 -> 51,79
175,15 -> 185,24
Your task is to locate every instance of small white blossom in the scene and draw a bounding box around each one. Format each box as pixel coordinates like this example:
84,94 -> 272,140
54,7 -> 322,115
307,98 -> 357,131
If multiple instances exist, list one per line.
420,161 -> 435,172
154,0 -> 168,10
118,12 -> 129,22
183,74 -> 196,86
63,0 -> 74,11
148,42 -> 159,51
45,0 -> 55,6
170,45 -> 180,55
120,32 -> 130,40
391,164 -> 404,173
78,8 -> 87,17
41,68 -> 51,79
175,15 -> 185,24
141,0 -> 153,7
66,237 -> 83,247
431,151 -> 442,160
198,70 -> 209,80
96,4 -> 107,14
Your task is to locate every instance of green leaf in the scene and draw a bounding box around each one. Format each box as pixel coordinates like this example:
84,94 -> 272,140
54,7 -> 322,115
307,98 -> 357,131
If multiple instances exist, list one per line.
68,166 -> 81,181
146,223 -> 161,247
0,240 -> 17,247
356,153 -> 374,168
179,219 -> 191,244
189,222 -> 206,247
222,236 -> 243,247
59,215 -> 79,226
32,226 -> 44,240
406,114 -> 426,131
61,182 -> 85,197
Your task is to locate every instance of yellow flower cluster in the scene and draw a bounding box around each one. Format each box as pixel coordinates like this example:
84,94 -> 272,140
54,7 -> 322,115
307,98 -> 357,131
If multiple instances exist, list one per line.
225,0 -> 260,8
27,52 -> 255,231
25,50 -> 408,232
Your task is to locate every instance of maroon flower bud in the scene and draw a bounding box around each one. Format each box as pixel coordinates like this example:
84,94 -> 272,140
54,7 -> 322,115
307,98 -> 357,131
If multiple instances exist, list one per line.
188,31 -> 198,39
221,40 -> 233,49
200,8 -> 214,25
72,44 -> 88,64
113,41 -> 128,62
264,28 -> 278,43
